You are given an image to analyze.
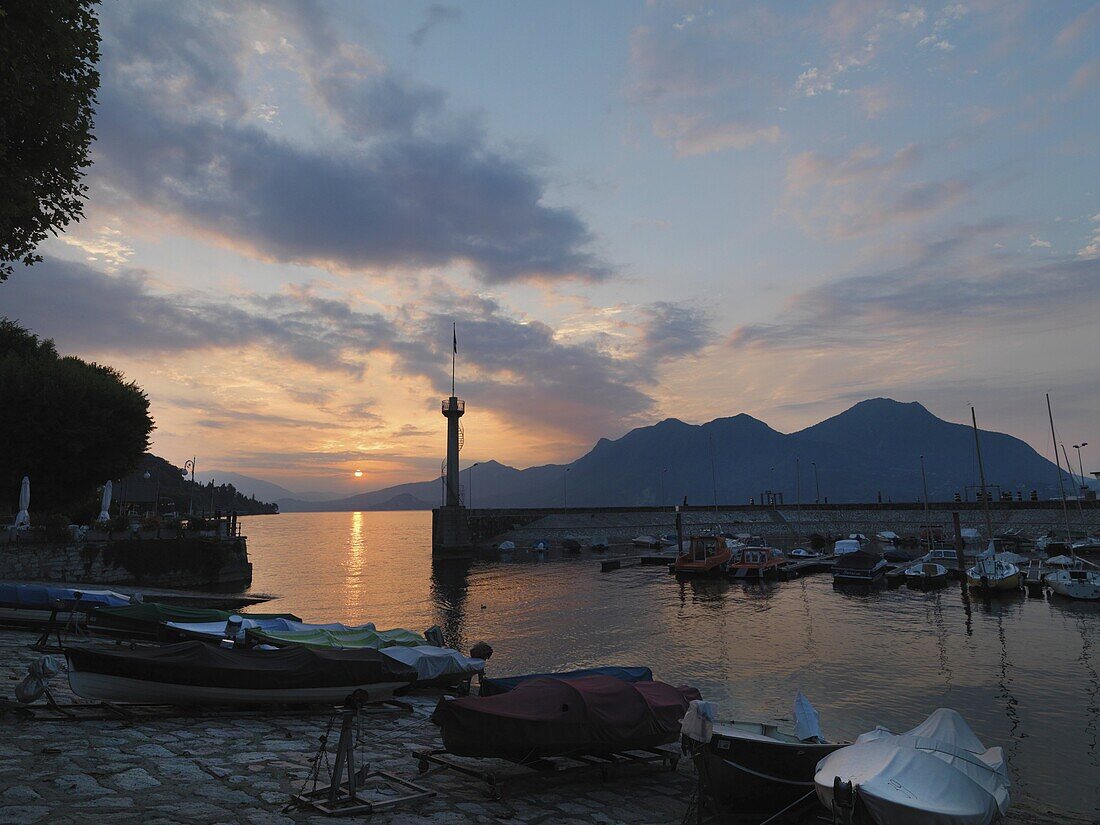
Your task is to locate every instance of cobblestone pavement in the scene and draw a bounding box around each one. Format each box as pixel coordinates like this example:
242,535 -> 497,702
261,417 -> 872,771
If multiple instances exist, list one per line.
0,630 -> 1090,824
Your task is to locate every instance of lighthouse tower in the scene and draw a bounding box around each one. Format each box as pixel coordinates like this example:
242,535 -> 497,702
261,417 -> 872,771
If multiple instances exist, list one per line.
442,395 -> 464,506
432,323 -> 473,556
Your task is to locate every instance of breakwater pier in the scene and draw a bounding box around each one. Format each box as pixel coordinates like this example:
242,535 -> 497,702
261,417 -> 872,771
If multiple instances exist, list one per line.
437,500 -> 1100,555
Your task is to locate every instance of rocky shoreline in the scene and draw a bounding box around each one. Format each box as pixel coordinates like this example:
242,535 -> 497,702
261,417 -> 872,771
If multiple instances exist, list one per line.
0,629 -> 1089,824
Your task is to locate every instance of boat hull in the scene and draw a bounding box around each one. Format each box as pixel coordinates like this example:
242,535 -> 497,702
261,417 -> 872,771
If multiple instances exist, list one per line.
903,573 -> 948,589
965,572 -> 1022,592
68,670 -> 406,705
1047,571 -> 1100,601
694,731 -> 842,818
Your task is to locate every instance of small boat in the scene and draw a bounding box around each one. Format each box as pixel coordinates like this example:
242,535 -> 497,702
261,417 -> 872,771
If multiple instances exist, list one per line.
590,536 -> 609,553
875,531 -> 900,545
87,603 -> 300,640
497,540 -> 516,553
1046,568 -> 1100,601
789,547 -> 821,559
815,708 -> 1010,825
561,538 -> 582,553
727,546 -> 786,580
674,535 -> 732,576
0,583 -> 132,612
65,641 -> 418,705
848,533 -> 870,545
479,665 -> 653,697
833,539 -> 862,556
532,539 -> 549,552
243,622 -> 426,649
685,692 -> 844,820
659,533 -> 680,547
378,645 -> 485,689
1071,537 -> 1100,555
959,528 -> 983,545
1045,553 -> 1078,570
966,556 -> 1022,593
431,674 -> 699,761
882,546 -> 915,563
632,535 -> 662,549
919,547 -> 962,566
833,551 -> 887,584
903,562 -> 949,589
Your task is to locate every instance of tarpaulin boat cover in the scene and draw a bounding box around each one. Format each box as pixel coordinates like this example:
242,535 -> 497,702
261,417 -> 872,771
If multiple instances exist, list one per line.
432,674 -> 699,760
247,623 -> 425,649
479,666 -> 653,697
0,583 -> 132,611
90,603 -> 300,631
815,708 -> 1010,825
380,645 -> 483,683
66,641 -> 418,690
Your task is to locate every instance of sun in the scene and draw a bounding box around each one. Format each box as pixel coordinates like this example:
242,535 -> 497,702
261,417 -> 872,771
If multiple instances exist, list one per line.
353,469 -> 363,478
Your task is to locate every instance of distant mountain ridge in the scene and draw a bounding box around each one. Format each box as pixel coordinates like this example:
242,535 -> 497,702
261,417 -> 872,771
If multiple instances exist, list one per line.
276,398 -> 1084,511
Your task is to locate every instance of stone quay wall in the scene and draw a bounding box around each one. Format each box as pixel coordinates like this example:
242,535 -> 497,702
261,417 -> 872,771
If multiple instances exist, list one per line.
0,536 -> 252,590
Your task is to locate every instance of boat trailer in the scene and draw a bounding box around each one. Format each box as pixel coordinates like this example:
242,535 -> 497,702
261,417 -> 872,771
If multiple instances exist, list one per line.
412,744 -> 680,801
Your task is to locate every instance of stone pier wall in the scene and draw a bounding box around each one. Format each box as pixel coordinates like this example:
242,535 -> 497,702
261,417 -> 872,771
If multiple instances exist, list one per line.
0,537 -> 252,589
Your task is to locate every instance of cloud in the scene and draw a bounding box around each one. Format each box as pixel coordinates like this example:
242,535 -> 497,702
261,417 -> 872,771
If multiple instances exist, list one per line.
652,115 -> 781,156
90,1 -> 608,285
1079,214 -> 1100,260
1055,4 -> 1100,48
2,257 -> 710,444
782,143 -> 984,238
410,4 -> 461,46
729,226 -> 1100,351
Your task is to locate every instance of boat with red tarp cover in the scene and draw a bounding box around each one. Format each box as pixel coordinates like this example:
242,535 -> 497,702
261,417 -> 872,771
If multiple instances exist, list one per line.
65,640 -> 418,705
431,674 -> 700,761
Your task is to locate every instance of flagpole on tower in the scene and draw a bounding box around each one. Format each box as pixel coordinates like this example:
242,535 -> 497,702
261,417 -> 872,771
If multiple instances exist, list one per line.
451,322 -> 457,397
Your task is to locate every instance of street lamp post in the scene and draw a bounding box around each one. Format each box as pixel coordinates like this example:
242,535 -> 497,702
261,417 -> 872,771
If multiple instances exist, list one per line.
1062,443 -> 1085,518
1074,443 -> 1089,492
466,462 -> 480,508
920,454 -> 930,510
564,467 -> 571,511
811,461 -> 820,504
183,457 -> 196,516
659,467 -> 667,506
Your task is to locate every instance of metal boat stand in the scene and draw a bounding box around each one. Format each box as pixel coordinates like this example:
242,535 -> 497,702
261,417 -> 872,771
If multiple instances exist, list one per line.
413,745 -> 680,801
32,598 -> 90,652
292,693 -> 434,816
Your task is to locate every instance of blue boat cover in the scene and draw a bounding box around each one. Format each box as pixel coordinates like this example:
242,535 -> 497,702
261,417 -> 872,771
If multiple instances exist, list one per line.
0,583 -> 132,611
479,665 -> 653,697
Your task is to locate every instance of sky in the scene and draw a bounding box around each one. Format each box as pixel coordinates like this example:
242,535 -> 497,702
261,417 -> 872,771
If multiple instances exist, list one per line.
3,0 -> 1099,495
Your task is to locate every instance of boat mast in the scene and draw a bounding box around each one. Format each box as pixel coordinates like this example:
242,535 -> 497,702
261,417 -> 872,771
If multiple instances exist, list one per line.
970,407 -> 994,542
1047,393 -> 1074,555
795,457 -> 802,546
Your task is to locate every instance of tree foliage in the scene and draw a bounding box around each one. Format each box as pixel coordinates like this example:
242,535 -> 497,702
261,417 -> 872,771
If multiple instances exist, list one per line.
0,0 -> 100,280
0,319 -> 154,515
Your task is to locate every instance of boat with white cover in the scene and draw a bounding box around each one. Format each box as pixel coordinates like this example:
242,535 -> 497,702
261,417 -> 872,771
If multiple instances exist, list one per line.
904,562 -> 949,589
380,645 -> 484,688
815,707 -> 1010,825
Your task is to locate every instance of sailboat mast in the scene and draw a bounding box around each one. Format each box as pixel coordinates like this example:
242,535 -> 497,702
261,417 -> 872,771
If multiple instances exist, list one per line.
970,407 -> 994,541
1047,393 -> 1074,551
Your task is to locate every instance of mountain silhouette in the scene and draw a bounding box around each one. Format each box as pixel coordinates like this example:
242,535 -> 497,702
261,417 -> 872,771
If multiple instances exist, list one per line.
278,398 -> 1074,510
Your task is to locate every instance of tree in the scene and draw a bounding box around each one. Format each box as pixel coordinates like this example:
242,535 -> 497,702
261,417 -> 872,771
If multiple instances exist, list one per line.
0,319 -> 154,515
0,0 -> 100,281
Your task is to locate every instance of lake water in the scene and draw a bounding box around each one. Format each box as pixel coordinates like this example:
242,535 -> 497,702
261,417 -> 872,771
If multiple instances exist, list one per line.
241,510 -> 1100,816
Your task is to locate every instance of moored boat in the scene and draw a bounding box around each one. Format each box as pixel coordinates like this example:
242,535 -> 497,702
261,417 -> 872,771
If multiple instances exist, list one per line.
833,550 -> 887,584
497,540 -> 516,553
431,674 -> 699,761
65,641 -> 418,705
966,556 -> 1022,593
903,562 -> 949,589
789,547 -> 821,559
87,603 -> 300,640
632,535 -> 662,548
833,539 -> 862,556
815,708 -> 1010,825
673,535 -> 732,577
1046,568 -> 1100,601
727,546 -> 786,580
685,692 -> 844,820
479,665 -> 653,696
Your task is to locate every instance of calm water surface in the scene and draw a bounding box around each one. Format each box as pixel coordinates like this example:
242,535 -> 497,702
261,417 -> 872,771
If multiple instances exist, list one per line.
242,511 -> 1100,816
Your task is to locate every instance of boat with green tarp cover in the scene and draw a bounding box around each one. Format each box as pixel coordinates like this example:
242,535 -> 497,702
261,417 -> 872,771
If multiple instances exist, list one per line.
246,626 -> 425,649
88,603 -> 300,639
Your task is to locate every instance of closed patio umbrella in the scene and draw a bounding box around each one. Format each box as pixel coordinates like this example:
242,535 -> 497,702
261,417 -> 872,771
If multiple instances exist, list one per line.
98,480 -> 113,522
14,477 -> 30,528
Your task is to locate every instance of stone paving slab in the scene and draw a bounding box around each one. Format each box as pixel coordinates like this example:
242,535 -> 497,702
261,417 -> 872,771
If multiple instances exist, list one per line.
0,629 -> 1087,824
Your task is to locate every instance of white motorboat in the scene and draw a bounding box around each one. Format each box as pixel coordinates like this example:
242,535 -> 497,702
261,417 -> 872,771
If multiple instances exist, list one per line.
1046,568 -> 1100,600
966,556 -> 1022,593
833,539 -> 862,556
815,708 -> 1010,825
903,562 -> 949,588
497,540 -> 516,553
874,531 -> 900,545
632,535 -> 661,548
959,528 -> 982,545
789,547 -> 821,559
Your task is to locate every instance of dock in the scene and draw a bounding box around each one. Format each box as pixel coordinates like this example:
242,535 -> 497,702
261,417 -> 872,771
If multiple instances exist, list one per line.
1024,560 -> 1047,598
599,553 -> 677,573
